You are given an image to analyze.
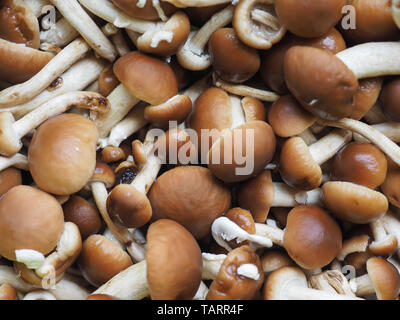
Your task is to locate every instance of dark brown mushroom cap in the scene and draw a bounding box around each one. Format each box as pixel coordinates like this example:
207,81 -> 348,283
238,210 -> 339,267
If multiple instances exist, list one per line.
111,0 -> 177,20
209,28 -> 260,83
331,142 -> 388,189
113,51 -> 178,106
207,245 -> 264,300
0,167 -> 21,197
379,77 -> 400,122
146,219 -> 202,300
275,0 -> 346,38
106,184 -> 152,228
0,284 -> 17,300
283,205 -> 343,270
321,181 -> 388,224
148,166 -> 232,239
28,113 -> 99,196
284,46 -> 359,120
367,257 -> 400,300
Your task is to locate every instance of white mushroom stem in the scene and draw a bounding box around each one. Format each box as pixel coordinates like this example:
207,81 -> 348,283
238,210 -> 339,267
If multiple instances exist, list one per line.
320,118 -> 400,167
5,56 -> 107,119
349,274 -> 375,297
0,38 -> 91,108
354,122 -> 400,143
363,103 -> 388,125
111,30 -> 131,56
336,42 -> 400,79
23,291 -> 57,300
177,5 -> 234,70
273,183 -> 322,207
50,0 -> 117,61
40,18 -> 80,47
255,223 -> 284,246
0,153 -> 28,171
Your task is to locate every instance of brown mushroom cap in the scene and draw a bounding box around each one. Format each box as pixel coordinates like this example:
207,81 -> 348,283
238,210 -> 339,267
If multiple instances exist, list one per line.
381,161 -> 400,208
366,257 -> 400,300
86,294 -> 120,300
146,219 -> 202,300
379,77 -> 400,122
321,181 -> 388,224
106,184 -> 152,228
268,95 -> 316,137
225,207 -> 256,249
111,0 -> 177,20
148,166 -> 232,239
63,196 -> 102,239
0,167 -> 21,197
98,65 -> 120,97
28,113 -> 99,196
0,38 -> 54,84
207,245 -> 264,300
284,46 -> 359,120
241,97 -> 266,122
113,51 -> 178,106
260,249 -> 294,274
279,136 -> 322,190
283,205 -> 342,270
260,28 -> 347,94
0,185 -> 64,261
331,142 -> 388,189
350,78 -> 383,120
0,284 -> 17,300
275,0 -> 346,38
209,28 -> 260,83
78,234 -> 133,287
340,0 -> 400,44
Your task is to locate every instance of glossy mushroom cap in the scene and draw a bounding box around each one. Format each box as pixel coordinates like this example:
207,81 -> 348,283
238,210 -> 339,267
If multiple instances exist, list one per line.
379,77 -> 400,122
113,51 -> 178,106
146,219 -> 202,300
275,0 -> 346,38
209,28 -> 260,83
148,166 -> 232,239
350,78 -> 383,120
321,181 -> 388,224
207,245 -> 264,300
268,95 -> 316,137
225,207 -> 256,249
284,46 -> 359,120
111,0 -> 176,20
0,167 -> 21,197
0,185 -> 64,261
283,205 -> 342,270
28,113 -> 99,196
78,234 -> 133,287
331,142 -> 388,189
98,65 -> 120,97
63,196 -> 102,239
366,257 -> 400,300
381,160 -> 400,208
0,284 -> 17,300
261,28 -> 346,94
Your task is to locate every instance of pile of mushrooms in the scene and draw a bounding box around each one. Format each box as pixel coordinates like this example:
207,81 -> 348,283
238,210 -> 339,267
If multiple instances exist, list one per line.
1,0 -> 400,301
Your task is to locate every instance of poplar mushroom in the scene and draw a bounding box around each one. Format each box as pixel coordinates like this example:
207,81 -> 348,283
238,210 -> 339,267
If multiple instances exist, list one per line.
111,0 -> 177,20
0,167 -> 21,197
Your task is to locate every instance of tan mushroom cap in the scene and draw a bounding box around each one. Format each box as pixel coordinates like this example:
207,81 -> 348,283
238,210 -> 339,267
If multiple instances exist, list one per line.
106,183 -> 152,229
379,77 -> 400,122
283,205 -> 342,270
331,142 -> 388,189
148,166 -> 232,239
236,170 -> 274,223
207,245 -> 264,300
113,51 -> 178,106
78,234 -> 133,287
209,28 -> 260,83
279,136 -> 322,190
0,167 -> 21,197
0,185 -> 64,261
146,219 -> 202,300
28,113 -> 99,196
86,294 -> 120,300
366,257 -> 400,300
0,284 -> 17,300
111,0 -> 177,20
241,97 -> 266,122
260,249 -> 294,274
350,78 -> 383,120
275,0 -> 346,38
0,38 -> 54,84
268,95 -> 316,137
98,65 -> 120,97
321,181 -> 388,224
381,161 -> 400,208
284,46 -> 359,121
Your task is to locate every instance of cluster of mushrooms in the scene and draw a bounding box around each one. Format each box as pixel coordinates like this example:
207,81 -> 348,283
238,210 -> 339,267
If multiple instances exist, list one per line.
1,0 -> 400,301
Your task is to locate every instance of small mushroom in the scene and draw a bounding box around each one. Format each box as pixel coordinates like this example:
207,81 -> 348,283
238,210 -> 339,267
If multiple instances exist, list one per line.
350,78 -> 383,120
379,77 -> 400,122
260,249 -> 294,276
0,284 -> 18,300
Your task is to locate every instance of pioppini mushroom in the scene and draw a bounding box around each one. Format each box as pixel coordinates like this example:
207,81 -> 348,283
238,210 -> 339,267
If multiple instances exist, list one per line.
40,18 -> 80,48
364,103 -> 389,125
308,270 -> 358,297
0,283 -> 18,300
369,216 -> 398,256
380,211 -> 400,249
0,153 -> 28,171
22,291 -> 57,300
111,0 -> 177,21
354,122 -> 400,144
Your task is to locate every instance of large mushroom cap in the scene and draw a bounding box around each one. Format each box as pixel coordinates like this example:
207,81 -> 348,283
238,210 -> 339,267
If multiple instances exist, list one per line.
283,205 -> 342,270
113,51 -> 178,106
146,219 -> 202,300
28,113 -> 99,196
148,166 -> 232,239
366,257 -> 400,300
0,185 -> 64,261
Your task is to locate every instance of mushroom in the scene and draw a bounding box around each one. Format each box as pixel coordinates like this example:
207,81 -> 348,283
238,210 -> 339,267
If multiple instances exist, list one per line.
308,270 -> 357,297
98,65 -> 120,97
380,211 -> 400,250
279,129 -> 352,190
0,153 -> 27,171
148,166 -> 232,239
274,0 -> 346,38
379,77 -> 400,122
260,249 -> 294,276
39,18 -> 79,48
207,245 -> 264,300
350,78 -> 383,120
0,91 -> 109,157
28,113 -> 99,196
111,0 -> 177,20
0,167 -> 21,197
349,257 -> 400,300
353,122 -> 400,144
0,284 -> 18,300
336,234 -> 370,262
23,291 -> 57,300
369,216 -> 398,256
233,0 -> 286,50
100,146 -> 127,164
223,207 -> 257,249
86,294 -> 119,300
381,160 -> 400,208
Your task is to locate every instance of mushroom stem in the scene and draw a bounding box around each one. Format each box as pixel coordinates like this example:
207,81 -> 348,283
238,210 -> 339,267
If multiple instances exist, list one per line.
336,235 -> 369,262
381,211 -> 400,246
285,284 -> 362,300
162,0 -> 232,6
297,129 -> 317,146
308,270 -> 357,297
40,18 -> 80,47
201,253 -> 227,280
363,104 -> 388,125
23,291 -> 57,300
0,153 -> 28,171
353,122 -> 400,143
349,274 -> 375,297
255,223 -> 284,246
24,0 -> 50,17
0,38 -> 91,108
